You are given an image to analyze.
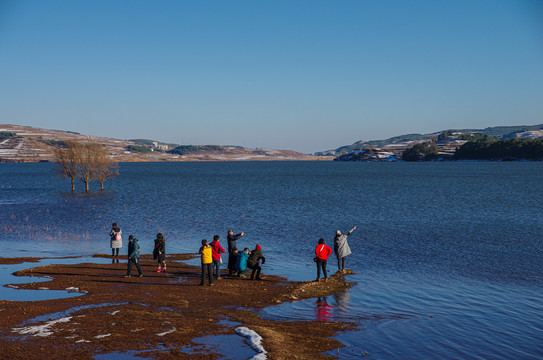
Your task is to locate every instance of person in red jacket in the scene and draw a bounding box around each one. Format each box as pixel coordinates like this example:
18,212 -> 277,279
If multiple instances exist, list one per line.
210,235 -> 226,280
315,238 -> 333,282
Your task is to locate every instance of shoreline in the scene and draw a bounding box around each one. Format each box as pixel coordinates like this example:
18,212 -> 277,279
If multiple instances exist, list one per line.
0,157 -> 333,163
1,253 -> 355,359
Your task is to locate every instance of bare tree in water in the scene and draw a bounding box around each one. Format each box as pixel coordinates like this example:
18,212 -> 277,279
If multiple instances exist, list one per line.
77,142 -> 98,191
54,141 -> 82,191
55,141 -> 119,191
93,143 -> 119,190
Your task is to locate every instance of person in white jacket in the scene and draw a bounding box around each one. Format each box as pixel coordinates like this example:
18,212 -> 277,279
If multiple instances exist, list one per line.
334,226 -> 356,272
109,222 -> 122,257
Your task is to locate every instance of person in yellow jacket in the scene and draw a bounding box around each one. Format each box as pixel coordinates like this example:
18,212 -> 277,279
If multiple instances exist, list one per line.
199,239 -> 214,286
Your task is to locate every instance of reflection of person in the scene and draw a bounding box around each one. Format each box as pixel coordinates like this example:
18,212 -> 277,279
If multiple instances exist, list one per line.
315,238 -> 333,282
109,223 -> 122,257
153,233 -> 167,273
210,235 -> 226,279
315,297 -> 333,322
227,230 -> 244,276
334,226 -> 356,272
247,244 -> 265,280
199,239 -> 214,286
333,290 -> 352,311
125,235 -> 142,277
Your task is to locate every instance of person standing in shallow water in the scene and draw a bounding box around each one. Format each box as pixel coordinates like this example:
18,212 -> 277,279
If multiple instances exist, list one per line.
334,226 -> 356,272
109,223 -> 122,257
315,238 -> 333,282
227,229 -> 244,276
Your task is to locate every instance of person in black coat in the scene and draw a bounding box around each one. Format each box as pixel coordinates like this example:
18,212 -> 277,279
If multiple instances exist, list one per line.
227,229 -> 244,276
153,233 -> 167,273
247,244 -> 265,280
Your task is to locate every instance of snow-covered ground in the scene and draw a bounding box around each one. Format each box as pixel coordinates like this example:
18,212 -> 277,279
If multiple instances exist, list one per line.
236,327 -> 267,359
12,316 -> 73,337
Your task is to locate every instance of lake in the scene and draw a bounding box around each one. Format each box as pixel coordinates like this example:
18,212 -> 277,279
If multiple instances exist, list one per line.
1,161 -> 542,359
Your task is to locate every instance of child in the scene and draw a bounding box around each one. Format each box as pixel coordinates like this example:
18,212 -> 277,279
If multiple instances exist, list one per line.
125,235 -> 143,278
235,248 -> 250,277
199,239 -> 214,286
247,244 -> 266,280
153,233 -> 167,272
210,235 -> 226,279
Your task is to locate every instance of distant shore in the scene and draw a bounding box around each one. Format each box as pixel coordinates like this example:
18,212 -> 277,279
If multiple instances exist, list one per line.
0,157 -> 333,163
0,254 -> 354,359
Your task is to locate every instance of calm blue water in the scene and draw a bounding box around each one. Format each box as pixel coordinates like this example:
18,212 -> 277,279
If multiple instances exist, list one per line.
1,161 -> 542,359
0,257 -> 112,301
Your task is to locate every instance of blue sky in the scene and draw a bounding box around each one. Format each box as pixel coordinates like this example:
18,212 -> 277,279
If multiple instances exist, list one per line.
0,0 -> 542,153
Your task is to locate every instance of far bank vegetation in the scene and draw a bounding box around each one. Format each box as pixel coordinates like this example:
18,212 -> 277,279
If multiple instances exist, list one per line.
401,133 -> 543,161
55,141 -> 119,191
454,138 -> 543,160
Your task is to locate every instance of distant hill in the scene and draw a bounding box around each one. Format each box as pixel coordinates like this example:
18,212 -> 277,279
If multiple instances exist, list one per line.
130,139 -> 180,148
320,124 -> 543,155
0,124 -> 326,162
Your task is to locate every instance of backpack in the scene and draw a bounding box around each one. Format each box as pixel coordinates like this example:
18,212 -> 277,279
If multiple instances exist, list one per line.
115,232 -> 121,241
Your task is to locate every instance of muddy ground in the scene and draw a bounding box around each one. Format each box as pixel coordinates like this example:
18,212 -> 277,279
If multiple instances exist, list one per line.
0,254 -> 356,359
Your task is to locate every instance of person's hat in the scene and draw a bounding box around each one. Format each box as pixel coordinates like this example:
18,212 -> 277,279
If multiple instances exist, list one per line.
228,229 -> 233,233
336,230 -> 341,235
256,244 -> 261,250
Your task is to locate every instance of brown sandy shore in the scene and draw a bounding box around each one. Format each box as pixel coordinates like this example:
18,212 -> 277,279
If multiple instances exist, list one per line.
0,254 -> 356,359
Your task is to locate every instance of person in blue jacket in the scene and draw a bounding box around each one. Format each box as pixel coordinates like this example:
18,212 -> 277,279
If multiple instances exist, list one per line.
235,248 -> 250,276
125,235 -> 143,278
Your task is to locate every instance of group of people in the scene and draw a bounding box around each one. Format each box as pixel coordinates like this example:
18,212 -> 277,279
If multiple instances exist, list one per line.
109,223 -> 167,278
110,222 -> 357,283
109,225 -> 267,282
198,230 -> 266,286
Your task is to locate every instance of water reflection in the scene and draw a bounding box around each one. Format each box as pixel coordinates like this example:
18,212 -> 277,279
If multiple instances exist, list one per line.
0,257 -> 111,301
314,297 -> 333,322
333,289 -> 352,311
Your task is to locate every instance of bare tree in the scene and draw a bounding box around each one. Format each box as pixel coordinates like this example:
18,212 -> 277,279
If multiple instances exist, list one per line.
54,140 -> 119,191
54,141 -> 82,191
77,142 -> 101,192
93,143 -> 119,190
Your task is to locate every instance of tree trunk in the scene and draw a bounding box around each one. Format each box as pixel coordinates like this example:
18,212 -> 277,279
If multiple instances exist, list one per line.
71,178 -> 75,192
99,180 -> 104,190
85,181 -> 89,192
